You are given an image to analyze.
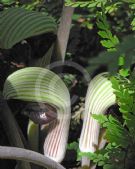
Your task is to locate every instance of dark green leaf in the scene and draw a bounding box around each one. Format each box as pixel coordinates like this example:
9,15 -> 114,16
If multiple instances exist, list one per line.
0,7 -> 57,49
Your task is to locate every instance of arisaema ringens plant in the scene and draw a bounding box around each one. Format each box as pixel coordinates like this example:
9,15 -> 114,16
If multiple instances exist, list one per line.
0,3 -> 74,168
79,72 -> 116,168
3,67 -> 71,163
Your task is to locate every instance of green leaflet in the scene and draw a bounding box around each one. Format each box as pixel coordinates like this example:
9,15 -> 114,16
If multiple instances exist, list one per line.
110,74 -> 135,141
67,141 -> 79,151
0,7 -> 57,49
110,76 -> 134,114
97,12 -> 119,51
92,114 -> 108,126
93,115 -> 131,147
65,0 -> 123,14
87,34 -> 135,75
105,115 -> 130,148
65,0 -> 108,9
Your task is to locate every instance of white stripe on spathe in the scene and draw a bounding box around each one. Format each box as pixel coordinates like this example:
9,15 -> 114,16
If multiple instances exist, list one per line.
79,72 -> 116,153
44,112 -> 71,162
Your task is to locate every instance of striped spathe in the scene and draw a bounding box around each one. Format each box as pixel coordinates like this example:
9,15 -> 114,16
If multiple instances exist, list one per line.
3,67 -> 71,163
79,72 -> 116,152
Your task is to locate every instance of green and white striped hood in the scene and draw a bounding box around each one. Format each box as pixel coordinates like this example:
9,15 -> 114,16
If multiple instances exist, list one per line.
3,67 -> 70,118
79,72 -> 116,152
3,67 -> 71,163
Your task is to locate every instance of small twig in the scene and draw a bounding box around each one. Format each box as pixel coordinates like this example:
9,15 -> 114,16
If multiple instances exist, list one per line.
0,146 -> 66,169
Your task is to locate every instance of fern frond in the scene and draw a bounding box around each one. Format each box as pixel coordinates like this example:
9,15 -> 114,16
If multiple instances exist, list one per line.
110,76 -> 134,114
97,12 -> 119,51
93,114 -> 130,147
65,0 -> 108,8
66,0 -> 123,15
87,34 -> 135,75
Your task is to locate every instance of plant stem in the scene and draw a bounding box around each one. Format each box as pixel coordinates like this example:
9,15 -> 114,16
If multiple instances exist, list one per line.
55,5 -> 74,61
0,98 -> 31,169
0,146 -> 66,169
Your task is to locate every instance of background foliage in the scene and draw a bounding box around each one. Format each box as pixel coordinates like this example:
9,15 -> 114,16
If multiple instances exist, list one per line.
1,0 -> 135,169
